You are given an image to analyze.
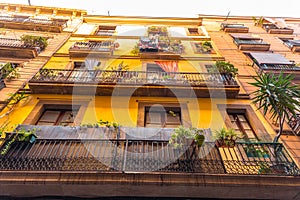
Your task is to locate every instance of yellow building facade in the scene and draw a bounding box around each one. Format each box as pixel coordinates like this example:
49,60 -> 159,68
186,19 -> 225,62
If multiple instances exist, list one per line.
0,3 -> 299,199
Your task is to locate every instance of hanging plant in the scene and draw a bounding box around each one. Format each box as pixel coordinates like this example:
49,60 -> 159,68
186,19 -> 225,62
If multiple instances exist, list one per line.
0,128 -> 38,155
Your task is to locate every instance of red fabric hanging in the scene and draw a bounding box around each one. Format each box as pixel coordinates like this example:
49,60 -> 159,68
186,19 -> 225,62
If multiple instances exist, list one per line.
155,61 -> 179,72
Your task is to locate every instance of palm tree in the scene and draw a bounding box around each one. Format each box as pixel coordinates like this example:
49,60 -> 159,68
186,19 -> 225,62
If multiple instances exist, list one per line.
249,72 -> 300,143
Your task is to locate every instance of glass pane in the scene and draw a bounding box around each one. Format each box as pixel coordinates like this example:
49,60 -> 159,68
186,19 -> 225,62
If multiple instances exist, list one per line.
165,113 -> 181,123
238,114 -> 246,121
240,121 -> 251,129
230,122 -> 239,129
229,115 -> 235,121
39,110 -> 60,123
146,112 -> 162,124
60,111 -> 76,123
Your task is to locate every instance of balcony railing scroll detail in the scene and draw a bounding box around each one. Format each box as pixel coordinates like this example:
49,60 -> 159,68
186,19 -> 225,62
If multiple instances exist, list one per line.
30,69 -> 238,87
0,126 -> 299,176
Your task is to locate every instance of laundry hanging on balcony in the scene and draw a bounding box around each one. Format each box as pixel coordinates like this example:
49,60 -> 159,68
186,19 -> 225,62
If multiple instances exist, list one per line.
154,61 -> 179,73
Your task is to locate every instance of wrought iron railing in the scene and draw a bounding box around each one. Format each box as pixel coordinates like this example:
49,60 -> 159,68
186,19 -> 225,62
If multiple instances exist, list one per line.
234,39 -> 269,45
0,130 -> 299,175
287,112 -> 300,136
69,41 -> 114,52
220,23 -> 248,30
260,64 -> 300,71
0,38 -> 28,48
30,69 -> 238,86
0,16 -> 67,27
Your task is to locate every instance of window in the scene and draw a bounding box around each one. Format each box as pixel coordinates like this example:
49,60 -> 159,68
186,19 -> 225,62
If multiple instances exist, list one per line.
145,106 -> 181,128
36,105 -> 79,126
146,63 -> 165,72
95,25 -> 116,36
188,28 -> 200,35
227,110 -> 258,141
73,61 -> 101,69
217,104 -> 271,142
192,42 -> 215,54
23,100 -> 88,126
187,27 -> 204,36
137,102 -> 191,128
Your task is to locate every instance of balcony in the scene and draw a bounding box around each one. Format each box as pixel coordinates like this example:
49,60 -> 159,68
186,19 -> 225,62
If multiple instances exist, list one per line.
28,69 -> 240,98
220,23 -> 249,33
283,39 -> 300,52
138,35 -> 183,59
262,24 -> 294,34
0,15 -> 67,32
233,38 -> 270,51
248,52 -> 300,74
69,41 -> 115,58
0,125 -> 299,176
0,37 -> 39,58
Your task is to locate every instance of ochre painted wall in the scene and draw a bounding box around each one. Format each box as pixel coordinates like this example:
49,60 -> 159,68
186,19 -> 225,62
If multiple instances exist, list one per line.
0,94 -> 276,139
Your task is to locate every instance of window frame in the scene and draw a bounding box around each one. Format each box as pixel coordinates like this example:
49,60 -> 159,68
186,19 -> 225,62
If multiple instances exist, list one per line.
23,100 -> 89,126
217,104 -> 271,141
137,102 -> 191,127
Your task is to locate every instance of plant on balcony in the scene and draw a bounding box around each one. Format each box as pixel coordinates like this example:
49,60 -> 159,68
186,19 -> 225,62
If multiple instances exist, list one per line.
245,145 -> 270,158
98,119 -> 121,139
20,35 -> 48,51
37,68 -> 56,80
213,128 -> 239,148
252,16 -> 264,26
249,72 -> 300,143
201,41 -> 213,53
0,63 -> 20,80
148,26 -> 167,34
169,126 -> 205,149
212,61 -> 238,77
0,127 -> 37,155
169,125 -> 205,159
130,43 -> 140,56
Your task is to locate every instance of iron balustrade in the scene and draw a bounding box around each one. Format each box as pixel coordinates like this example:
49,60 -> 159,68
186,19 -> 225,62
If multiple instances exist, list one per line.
0,134 -> 299,175
260,64 -> 300,71
69,41 -> 115,52
0,37 -> 28,48
221,23 -> 247,29
234,38 -> 269,45
30,69 -> 238,86
0,16 -> 67,27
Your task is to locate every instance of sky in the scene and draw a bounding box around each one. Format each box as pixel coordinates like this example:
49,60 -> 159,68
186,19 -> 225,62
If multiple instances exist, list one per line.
1,0 -> 300,18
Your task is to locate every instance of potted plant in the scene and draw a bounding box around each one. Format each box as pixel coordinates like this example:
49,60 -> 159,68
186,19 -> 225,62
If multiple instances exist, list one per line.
98,119 -> 121,139
213,128 -> 239,148
169,126 -> 205,159
20,35 -> 48,51
245,145 -> 270,158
